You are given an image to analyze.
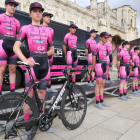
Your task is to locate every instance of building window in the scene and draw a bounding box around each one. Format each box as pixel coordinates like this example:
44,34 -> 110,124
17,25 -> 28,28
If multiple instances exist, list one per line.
87,27 -> 90,32
70,21 -> 74,25
16,3 -> 21,10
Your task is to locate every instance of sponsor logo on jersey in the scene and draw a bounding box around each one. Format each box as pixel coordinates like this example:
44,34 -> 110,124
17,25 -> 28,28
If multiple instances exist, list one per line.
36,40 -> 43,44
6,26 -> 13,30
37,46 -> 45,51
7,32 -> 13,35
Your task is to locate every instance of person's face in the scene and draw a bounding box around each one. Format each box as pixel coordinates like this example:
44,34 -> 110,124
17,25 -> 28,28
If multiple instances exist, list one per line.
30,8 -> 43,22
137,50 -> 140,54
108,37 -> 113,42
43,15 -> 51,24
69,27 -> 77,34
91,32 -> 97,38
125,44 -> 130,50
5,3 -> 16,14
100,37 -> 108,43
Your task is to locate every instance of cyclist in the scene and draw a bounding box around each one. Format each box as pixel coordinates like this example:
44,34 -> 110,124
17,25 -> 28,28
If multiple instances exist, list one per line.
42,12 -> 58,92
131,46 -> 140,95
93,32 -> 110,109
13,2 -> 54,138
105,34 -> 113,83
130,44 -> 137,79
63,24 -> 78,84
118,41 -> 131,100
117,39 -> 125,80
0,0 -> 20,95
85,29 -> 98,86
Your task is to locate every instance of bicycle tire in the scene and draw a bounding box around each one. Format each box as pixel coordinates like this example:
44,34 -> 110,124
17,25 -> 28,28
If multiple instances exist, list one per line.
0,92 -> 39,140
60,84 -> 87,130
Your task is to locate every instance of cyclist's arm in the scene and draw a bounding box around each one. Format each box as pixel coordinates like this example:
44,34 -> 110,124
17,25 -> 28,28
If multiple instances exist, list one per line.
47,46 -> 54,56
85,49 -> 88,57
47,34 -> 54,56
13,41 -> 27,62
92,55 -> 96,71
85,40 -> 89,57
62,45 -> 67,56
92,45 -> 98,71
13,26 -> 27,62
117,51 -> 123,69
63,34 -> 68,56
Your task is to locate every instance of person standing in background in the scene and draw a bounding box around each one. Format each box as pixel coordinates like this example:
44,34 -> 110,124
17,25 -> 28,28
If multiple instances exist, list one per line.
63,24 -> 78,84
85,29 -> 98,86
0,0 -> 20,95
105,34 -> 114,83
42,12 -> 58,92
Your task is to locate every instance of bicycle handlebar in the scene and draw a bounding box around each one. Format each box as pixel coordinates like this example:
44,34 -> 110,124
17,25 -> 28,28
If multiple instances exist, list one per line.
17,61 -> 40,66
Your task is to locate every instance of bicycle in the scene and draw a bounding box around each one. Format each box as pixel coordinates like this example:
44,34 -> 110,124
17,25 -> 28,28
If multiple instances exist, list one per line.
0,61 -> 88,140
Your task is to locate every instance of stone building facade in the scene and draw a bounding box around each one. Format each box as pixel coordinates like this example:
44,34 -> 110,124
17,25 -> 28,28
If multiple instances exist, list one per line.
0,0 -> 139,67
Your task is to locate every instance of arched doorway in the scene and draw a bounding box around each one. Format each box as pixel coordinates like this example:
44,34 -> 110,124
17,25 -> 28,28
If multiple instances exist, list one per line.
112,35 -> 122,69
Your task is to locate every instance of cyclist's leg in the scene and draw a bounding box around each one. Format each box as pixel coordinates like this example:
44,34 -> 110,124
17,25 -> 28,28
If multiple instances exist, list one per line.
87,53 -> 95,84
94,63 -> 104,109
0,39 -> 8,94
106,55 -> 110,80
72,58 -> 78,84
48,56 -> 53,88
119,66 -> 127,100
8,65 -> 17,92
23,57 -> 37,121
133,68 -> 139,93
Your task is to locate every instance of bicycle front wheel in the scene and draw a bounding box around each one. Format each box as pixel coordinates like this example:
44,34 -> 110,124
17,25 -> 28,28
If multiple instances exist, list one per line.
60,84 -> 87,130
0,92 -> 39,140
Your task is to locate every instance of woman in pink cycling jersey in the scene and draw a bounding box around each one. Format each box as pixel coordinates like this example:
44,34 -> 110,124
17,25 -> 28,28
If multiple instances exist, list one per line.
85,29 -> 97,86
13,2 -> 54,138
118,41 -> 131,100
131,46 -> 140,95
93,32 -> 110,110
63,24 -> 78,84
0,0 -> 20,95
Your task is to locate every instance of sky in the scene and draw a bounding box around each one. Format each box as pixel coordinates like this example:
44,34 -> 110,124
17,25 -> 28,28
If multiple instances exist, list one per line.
70,0 -> 140,38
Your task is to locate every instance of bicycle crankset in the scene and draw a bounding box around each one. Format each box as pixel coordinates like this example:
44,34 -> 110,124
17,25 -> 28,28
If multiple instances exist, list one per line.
38,114 -> 53,132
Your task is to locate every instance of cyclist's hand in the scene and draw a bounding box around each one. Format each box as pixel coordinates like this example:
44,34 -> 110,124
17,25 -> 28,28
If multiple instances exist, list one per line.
25,59 -> 35,67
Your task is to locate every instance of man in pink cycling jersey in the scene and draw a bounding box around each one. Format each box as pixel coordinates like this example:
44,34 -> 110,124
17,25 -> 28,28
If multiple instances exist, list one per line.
118,41 -> 131,100
117,39 -> 125,80
85,29 -> 98,86
105,34 -> 113,83
0,0 -> 20,95
63,24 -> 78,84
131,46 -> 140,95
42,12 -> 58,93
93,32 -> 110,109
13,2 -> 55,138
130,44 -> 137,79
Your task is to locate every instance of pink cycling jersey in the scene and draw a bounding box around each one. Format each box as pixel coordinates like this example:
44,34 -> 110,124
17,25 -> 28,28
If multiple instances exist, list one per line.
93,42 -> 107,63
0,13 -> 20,39
17,24 -> 53,56
132,54 -> 139,67
118,45 -> 123,53
63,33 -> 77,50
118,49 -> 130,66
85,38 -> 97,54
130,48 -> 135,56
106,42 -> 113,55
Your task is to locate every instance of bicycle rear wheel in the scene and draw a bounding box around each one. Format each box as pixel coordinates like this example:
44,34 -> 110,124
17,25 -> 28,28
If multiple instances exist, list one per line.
60,84 -> 87,130
0,92 -> 39,140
